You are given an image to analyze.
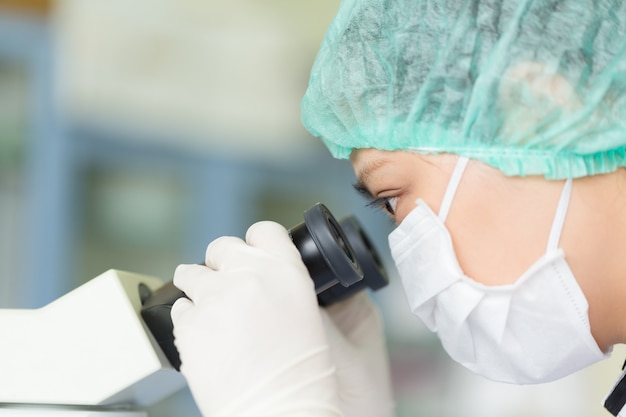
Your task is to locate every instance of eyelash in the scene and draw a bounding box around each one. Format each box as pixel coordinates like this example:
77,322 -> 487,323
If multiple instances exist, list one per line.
351,182 -> 398,217
366,196 -> 397,216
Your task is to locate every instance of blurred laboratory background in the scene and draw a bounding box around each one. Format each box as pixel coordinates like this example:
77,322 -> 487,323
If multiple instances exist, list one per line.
0,1 -> 624,416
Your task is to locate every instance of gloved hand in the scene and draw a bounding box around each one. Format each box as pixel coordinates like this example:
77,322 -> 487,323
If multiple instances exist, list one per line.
170,221 -> 343,417
320,292 -> 395,417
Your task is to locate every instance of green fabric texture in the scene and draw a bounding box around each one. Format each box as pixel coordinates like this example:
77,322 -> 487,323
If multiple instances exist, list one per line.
301,0 -> 626,179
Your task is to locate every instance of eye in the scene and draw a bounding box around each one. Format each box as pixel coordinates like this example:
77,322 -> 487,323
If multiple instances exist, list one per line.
367,196 -> 398,216
352,181 -> 399,217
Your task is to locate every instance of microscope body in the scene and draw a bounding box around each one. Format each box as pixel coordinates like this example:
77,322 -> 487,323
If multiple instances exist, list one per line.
0,269 -> 186,416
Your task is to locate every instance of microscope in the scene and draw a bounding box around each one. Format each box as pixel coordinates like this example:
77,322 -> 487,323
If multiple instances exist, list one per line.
0,204 -> 388,416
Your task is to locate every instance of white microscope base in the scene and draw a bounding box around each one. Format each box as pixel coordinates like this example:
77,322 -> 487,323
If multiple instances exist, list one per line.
0,269 -> 186,408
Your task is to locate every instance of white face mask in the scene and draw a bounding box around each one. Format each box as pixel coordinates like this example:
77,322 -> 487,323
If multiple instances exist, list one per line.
388,156 -> 610,384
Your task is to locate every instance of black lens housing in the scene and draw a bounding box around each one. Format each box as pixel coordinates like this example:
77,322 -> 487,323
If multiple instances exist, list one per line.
289,203 -> 363,294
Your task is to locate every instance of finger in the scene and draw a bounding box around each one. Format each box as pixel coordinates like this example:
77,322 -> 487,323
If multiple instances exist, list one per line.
204,235 -> 249,270
170,296 -> 194,324
319,308 -> 345,343
245,221 -> 299,258
324,292 -> 380,339
173,263 -> 219,302
319,308 -> 352,360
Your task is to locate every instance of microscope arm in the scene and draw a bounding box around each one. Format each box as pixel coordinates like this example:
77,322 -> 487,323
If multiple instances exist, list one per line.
0,269 -> 186,407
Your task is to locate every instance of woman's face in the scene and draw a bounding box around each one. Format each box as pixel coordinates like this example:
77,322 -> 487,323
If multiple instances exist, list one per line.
349,147 -> 577,286
350,148 -> 626,351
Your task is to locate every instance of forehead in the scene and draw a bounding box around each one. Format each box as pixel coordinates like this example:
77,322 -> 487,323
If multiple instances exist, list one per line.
350,149 -> 389,182
350,149 -> 425,182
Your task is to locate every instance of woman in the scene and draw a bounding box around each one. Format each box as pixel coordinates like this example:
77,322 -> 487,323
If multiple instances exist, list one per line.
171,0 -> 626,415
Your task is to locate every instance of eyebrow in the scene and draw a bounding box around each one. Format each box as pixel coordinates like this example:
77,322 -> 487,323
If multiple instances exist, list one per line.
352,181 -> 374,199
356,157 -> 391,185
352,157 -> 392,200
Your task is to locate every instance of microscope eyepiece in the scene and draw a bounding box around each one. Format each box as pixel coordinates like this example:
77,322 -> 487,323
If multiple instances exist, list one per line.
289,203 -> 363,294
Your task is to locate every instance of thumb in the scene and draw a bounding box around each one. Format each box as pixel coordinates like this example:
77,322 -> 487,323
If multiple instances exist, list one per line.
319,308 -> 354,366
325,292 -> 384,346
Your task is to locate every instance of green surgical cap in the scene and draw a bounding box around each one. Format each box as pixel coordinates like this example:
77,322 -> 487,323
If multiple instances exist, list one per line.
301,0 -> 626,179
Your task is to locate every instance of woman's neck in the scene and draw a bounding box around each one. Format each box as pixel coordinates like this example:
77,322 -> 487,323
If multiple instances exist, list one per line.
563,168 -> 626,351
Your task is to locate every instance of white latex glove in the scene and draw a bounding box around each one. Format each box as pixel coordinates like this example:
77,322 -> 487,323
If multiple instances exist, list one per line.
170,221 -> 343,417
320,292 -> 395,417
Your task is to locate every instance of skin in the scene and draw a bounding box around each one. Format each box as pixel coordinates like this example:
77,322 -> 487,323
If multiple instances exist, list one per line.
350,148 -> 626,353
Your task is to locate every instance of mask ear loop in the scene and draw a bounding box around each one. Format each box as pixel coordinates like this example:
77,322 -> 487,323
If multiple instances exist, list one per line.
438,156 -> 469,223
545,178 -> 573,252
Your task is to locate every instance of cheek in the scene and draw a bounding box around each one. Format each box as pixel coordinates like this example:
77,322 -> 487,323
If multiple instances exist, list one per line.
394,197 -> 419,224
